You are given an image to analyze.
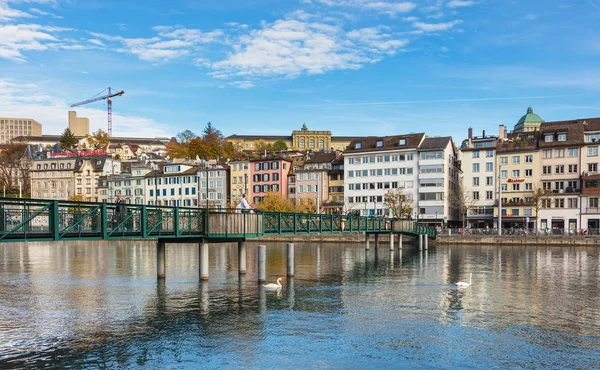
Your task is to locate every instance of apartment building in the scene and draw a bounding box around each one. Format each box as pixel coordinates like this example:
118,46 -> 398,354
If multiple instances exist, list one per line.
459,127 -> 504,228
198,165 -> 229,209
537,121 -> 583,232
108,162 -> 154,204
579,118 -> 600,232
344,134 -> 425,217
0,117 -> 42,144
417,137 -> 461,226
295,168 -> 329,210
248,158 -> 291,204
228,160 -> 249,206
323,158 -> 344,214
495,133 -> 539,229
145,163 -> 199,207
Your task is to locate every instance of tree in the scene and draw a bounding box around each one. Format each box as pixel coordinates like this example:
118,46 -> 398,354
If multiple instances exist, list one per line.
188,137 -> 209,160
0,144 -> 31,197
176,130 -> 197,145
59,128 -> 78,149
166,141 -> 189,159
256,192 -> 296,212
272,140 -> 288,151
254,140 -> 272,153
529,186 -> 550,229
202,122 -> 223,142
384,189 -> 413,219
295,198 -> 316,214
69,194 -> 86,202
450,187 -> 476,229
85,129 -> 109,149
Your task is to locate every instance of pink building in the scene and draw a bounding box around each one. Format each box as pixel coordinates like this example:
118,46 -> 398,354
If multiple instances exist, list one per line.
249,158 -> 291,204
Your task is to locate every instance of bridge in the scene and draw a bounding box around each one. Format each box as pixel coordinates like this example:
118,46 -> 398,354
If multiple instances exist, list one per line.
0,197 -> 436,279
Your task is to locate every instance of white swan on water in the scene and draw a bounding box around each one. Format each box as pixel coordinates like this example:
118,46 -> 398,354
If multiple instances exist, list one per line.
456,273 -> 472,287
263,277 -> 283,289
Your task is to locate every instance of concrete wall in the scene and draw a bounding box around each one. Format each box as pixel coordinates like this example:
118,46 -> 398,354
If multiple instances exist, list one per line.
435,234 -> 600,246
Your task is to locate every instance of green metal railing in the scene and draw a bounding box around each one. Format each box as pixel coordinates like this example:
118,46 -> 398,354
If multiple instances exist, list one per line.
0,197 -> 437,242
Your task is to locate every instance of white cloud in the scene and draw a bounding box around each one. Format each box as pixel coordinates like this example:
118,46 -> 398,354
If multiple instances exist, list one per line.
28,7 -> 63,18
0,1 -> 34,21
0,23 -> 74,62
447,0 -> 475,8
209,17 -> 408,79
413,20 -> 462,32
312,0 -> 416,16
229,81 -> 255,89
0,78 -> 169,137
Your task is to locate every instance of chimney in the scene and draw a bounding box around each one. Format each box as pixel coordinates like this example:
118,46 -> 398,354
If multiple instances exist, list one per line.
482,130 -> 486,138
498,125 -> 506,140
468,127 -> 473,139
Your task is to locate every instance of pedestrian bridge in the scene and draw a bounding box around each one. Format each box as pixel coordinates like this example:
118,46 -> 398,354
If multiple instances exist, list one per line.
0,197 -> 436,243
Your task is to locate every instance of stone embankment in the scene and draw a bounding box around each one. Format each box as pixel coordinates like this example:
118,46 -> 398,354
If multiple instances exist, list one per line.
435,235 -> 600,246
258,233 -> 417,243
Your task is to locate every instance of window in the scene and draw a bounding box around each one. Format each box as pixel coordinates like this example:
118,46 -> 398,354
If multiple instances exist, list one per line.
512,184 -> 520,191
568,148 -> 578,157
554,199 -> 565,208
555,148 -> 565,158
501,170 -> 508,178
568,198 -> 578,209
568,164 -> 578,174
542,199 -> 552,208
542,165 -> 552,175
525,169 -> 532,177
420,151 -> 443,160
473,191 -> 480,200
472,151 -> 480,158
512,156 -> 520,164
589,163 -> 598,172
590,198 -> 599,208
473,177 -> 480,186
544,134 -> 553,142
543,182 -> 552,191
486,176 -> 493,186
473,163 -> 480,172
525,183 -> 532,191
399,138 -> 406,145
486,149 -> 493,158
309,139 -> 315,148
501,184 -> 508,191
376,140 -> 383,148
485,162 -> 493,172
511,170 -> 520,177
558,133 -> 567,141
555,165 -> 564,174
525,155 -> 533,163
543,149 -> 552,159
500,156 -> 508,164
486,191 -> 493,200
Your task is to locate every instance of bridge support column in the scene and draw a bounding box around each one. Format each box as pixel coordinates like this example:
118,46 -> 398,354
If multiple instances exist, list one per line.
258,245 -> 266,283
287,242 -> 295,277
238,241 -> 247,275
419,235 -> 423,251
425,235 -> 429,250
398,234 -> 403,249
157,240 -> 166,279
389,233 -> 395,251
375,234 -> 379,249
365,235 -> 370,250
200,243 -> 209,281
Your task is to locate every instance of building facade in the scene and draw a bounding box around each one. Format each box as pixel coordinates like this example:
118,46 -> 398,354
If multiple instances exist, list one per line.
107,163 -> 153,204
248,158 -> 291,204
0,117 -> 42,144
324,158 -> 344,214
229,160 -> 249,206
198,165 -> 229,209
144,163 -> 199,207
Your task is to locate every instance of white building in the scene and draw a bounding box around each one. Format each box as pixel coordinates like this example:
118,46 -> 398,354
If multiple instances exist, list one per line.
458,126 -> 505,228
198,165 -> 229,209
416,137 -> 461,227
344,134 -> 425,217
145,163 -> 199,207
108,162 -> 154,204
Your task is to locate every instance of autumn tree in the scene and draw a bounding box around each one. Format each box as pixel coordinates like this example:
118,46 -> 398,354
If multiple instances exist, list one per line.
295,198 -> 316,214
166,141 -> 189,159
256,192 -> 296,212
188,137 -> 209,160
272,140 -> 288,152
176,130 -> 197,145
202,122 -> 225,159
384,189 -> 413,219
0,144 -> 31,197
85,129 -> 109,149
254,140 -> 272,153
59,128 -> 77,149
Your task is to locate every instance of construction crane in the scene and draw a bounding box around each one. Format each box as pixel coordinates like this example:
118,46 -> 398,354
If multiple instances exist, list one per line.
71,87 -> 124,137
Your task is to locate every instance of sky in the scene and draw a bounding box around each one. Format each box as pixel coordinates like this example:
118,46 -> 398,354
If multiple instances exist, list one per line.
1,0 -> 600,143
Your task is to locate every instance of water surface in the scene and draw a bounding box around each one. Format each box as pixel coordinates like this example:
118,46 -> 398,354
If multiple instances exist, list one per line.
1,241 -> 599,369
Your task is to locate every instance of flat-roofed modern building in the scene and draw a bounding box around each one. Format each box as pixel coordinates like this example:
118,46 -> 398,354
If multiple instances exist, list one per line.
0,117 -> 42,144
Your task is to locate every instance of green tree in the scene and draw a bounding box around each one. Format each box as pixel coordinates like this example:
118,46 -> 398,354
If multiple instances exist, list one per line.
384,189 -> 413,219
272,140 -> 288,151
254,139 -> 272,153
59,128 -> 78,149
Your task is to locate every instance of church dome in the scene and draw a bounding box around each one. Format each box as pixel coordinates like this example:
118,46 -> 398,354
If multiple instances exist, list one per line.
514,106 -> 543,132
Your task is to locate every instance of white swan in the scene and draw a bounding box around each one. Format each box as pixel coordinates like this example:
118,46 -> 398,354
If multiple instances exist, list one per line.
262,277 -> 283,289
455,273 -> 472,287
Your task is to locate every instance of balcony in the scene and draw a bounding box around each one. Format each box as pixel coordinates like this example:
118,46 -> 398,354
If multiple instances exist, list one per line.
584,207 -> 600,214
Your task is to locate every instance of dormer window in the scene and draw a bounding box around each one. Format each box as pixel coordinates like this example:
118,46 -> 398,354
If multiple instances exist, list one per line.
399,138 -> 406,146
376,140 -> 383,148
558,133 -> 567,142
355,142 -> 362,149
544,134 -> 553,142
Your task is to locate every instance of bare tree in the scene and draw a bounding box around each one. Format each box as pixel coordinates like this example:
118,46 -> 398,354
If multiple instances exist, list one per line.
451,186 -> 476,229
384,189 -> 413,219
0,144 -> 31,197
529,185 -> 551,229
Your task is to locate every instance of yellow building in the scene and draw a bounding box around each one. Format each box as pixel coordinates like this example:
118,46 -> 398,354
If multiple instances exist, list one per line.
0,117 -> 42,144
68,111 -> 90,137
494,133 -> 540,229
229,160 -> 250,206
323,158 -> 344,214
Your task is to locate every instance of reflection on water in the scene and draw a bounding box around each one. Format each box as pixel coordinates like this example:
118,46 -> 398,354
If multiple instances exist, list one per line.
1,241 -> 600,369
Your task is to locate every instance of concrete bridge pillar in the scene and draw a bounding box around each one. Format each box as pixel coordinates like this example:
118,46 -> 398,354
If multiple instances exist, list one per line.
389,233 -> 395,251
365,235 -> 370,250
375,234 -> 379,249
157,240 -> 166,279
425,235 -> 429,250
419,235 -> 423,251
238,241 -> 247,275
287,242 -> 295,277
398,234 -> 403,249
199,243 -> 209,281
258,245 -> 266,283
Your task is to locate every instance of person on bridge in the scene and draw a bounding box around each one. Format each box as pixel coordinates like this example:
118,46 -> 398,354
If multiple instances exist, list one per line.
114,193 -> 125,230
238,194 -> 250,213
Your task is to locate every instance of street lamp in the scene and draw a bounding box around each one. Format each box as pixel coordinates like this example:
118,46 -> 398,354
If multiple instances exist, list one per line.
244,163 -> 248,199
154,168 -> 158,205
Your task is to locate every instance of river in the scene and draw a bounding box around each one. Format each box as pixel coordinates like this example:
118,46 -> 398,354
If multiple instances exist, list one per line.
1,241 -> 599,369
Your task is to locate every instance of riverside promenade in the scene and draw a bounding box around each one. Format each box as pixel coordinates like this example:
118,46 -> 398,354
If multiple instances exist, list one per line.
435,233 -> 600,246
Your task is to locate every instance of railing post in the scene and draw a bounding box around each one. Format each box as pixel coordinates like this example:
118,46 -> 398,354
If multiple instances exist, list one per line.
319,214 -> 323,233
174,206 -> 180,237
293,214 -> 297,234
279,212 -> 282,234
51,200 -> 60,241
330,214 -> 333,232
141,205 -> 147,238
101,203 -> 108,239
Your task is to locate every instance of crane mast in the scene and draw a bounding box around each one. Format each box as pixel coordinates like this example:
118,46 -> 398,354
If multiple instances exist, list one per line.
71,87 -> 124,137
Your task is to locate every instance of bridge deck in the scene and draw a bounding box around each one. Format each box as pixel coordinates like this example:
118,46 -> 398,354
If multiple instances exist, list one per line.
0,198 -> 436,243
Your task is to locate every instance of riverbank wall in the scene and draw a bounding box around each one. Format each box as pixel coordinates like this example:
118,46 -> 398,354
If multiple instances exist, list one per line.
257,233 -> 417,243
434,235 -> 600,246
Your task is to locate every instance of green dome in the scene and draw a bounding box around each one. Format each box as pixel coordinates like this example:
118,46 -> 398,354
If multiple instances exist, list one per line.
517,106 -> 543,125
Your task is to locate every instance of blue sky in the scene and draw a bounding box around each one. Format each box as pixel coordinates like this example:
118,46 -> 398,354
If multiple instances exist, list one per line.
1,0 -> 599,142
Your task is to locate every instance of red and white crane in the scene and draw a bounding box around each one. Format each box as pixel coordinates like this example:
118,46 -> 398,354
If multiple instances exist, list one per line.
71,87 -> 124,137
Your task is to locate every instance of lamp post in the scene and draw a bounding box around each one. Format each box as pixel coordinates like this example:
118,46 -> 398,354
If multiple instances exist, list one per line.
154,168 -> 158,205
244,163 -> 248,199
205,165 -> 209,209
498,164 -> 502,236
